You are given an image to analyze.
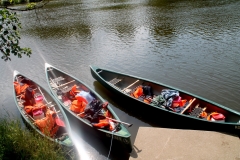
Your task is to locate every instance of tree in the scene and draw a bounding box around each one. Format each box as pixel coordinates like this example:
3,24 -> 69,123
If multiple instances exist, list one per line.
0,9 -> 31,61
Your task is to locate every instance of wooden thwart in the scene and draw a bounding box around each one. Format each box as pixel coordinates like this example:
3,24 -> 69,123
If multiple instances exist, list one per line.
122,80 -> 139,92
51,80 -> 75,89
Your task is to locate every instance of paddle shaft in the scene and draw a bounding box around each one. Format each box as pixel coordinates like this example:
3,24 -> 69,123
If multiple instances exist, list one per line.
106,117 -> 133,127
78,112 -> 133,127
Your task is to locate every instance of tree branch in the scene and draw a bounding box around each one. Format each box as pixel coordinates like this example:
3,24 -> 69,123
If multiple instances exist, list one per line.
0,0 -> 50,11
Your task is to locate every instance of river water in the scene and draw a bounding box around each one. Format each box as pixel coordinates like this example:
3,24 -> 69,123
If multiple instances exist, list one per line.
1,0 -> 240,159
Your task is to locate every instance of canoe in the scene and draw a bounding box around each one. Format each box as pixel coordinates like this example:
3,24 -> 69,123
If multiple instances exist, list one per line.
45,63 -> 132,153
90,66 -> 240,134
13,70 -> 73,147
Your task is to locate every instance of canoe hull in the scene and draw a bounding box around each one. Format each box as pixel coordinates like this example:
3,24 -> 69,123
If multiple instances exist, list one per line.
45,63 -> 132,153
13,71 -> 73,147
61,102 -> 133,153
90,66 -> 240,134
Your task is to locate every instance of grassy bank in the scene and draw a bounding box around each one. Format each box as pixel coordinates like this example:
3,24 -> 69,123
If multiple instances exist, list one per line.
0,118 -> 77,160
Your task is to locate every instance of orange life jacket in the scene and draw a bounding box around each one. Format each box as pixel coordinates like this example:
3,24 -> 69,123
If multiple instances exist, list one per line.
35,109 -> 58,136
91,109 -> 117,131
179,100 -> 187,107
132,86 -> 143,99
70,96 -> 87,113
24,104 -> 47,116
200,111 -> 207,118
14,81 -> 29,96
69,85 -> 80,96
207,112 -> 225,121
24,106 -> 34,115
92,119 -> 116,131
92,119 -> 109,128
143,98 -> 151,104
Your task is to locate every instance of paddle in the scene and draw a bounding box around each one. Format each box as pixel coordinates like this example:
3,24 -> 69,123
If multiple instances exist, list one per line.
37,87 -> 65,127
106,117 -> 133,127
77,112 -> 133,127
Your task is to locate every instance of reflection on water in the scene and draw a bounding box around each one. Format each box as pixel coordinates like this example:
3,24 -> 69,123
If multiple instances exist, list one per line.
1,0 -> 240,159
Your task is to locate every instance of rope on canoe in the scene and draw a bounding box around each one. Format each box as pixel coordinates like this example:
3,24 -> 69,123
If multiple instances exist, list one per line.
107,131 -> 114,160
107,124 -> 119,160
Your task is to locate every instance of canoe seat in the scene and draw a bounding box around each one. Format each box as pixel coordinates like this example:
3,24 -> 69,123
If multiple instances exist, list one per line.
109,78 -> 122,85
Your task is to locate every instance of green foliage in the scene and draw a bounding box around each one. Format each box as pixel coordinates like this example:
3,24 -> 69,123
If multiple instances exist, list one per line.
6,0 -> 28,5
0,119 -> 70,160
0,9 -> 32,61
26,3 -> 36,10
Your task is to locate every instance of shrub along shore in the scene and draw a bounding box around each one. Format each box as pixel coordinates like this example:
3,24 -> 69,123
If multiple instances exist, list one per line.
0,118 -> 77,160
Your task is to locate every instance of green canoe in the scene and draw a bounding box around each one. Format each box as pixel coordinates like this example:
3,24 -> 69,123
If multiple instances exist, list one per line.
90,65 -> 240,134
45,63 -> 132,153
13,70 -> 73,147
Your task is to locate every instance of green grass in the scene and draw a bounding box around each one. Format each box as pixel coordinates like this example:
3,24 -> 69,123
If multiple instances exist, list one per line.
0,118 -> 77,160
